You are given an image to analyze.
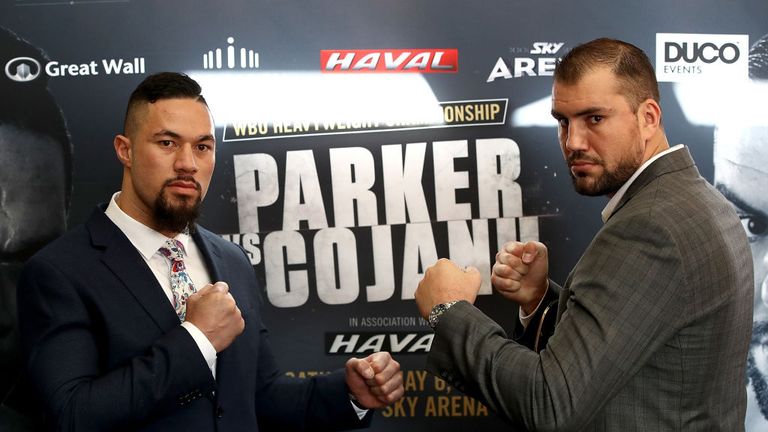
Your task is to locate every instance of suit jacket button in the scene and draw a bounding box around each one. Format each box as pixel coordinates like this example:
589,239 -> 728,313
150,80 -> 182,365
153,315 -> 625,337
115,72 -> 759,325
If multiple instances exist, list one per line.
216,406 -> 224,418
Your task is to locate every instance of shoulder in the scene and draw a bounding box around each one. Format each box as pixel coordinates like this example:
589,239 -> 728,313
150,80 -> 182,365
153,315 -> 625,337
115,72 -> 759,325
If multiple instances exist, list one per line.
18,224 -> 99,295
617,159 -> 734,234
640,165 -> 738,238
27,223 -> 94,267
602,162 -> 749,288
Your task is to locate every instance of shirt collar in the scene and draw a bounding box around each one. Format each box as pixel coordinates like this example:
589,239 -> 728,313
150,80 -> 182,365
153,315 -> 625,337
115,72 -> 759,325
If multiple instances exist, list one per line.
601,144 -> 684,223
105,192 -> 192,260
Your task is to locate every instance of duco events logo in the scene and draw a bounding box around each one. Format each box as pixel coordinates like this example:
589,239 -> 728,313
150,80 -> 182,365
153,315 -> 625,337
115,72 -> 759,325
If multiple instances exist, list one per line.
656,33 -> 748,82
4,55 -> 146,82
487,42 -> 565,82
202,37 -> 259,70
321,49 -> 458,73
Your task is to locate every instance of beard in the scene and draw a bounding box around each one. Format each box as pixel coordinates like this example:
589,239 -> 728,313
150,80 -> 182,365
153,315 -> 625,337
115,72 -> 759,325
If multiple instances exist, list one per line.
568,150 -> 641,196
748,320 -> 768,419
153,176 -> 202,234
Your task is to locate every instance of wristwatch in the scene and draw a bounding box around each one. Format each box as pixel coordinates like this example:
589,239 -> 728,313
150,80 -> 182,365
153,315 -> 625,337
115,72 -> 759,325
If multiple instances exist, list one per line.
428,301 -> 460,329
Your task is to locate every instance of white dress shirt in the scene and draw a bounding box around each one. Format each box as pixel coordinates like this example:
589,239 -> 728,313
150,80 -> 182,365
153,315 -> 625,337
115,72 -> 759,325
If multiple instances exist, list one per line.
105,192 -> 218,378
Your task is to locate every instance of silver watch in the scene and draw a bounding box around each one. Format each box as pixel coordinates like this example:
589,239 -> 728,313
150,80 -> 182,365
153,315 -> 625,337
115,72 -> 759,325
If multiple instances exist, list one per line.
428,301 -> 460,329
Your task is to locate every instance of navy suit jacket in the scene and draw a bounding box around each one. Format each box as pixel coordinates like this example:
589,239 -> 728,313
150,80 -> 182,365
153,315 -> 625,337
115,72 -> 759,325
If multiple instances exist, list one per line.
17,206 -> 368,431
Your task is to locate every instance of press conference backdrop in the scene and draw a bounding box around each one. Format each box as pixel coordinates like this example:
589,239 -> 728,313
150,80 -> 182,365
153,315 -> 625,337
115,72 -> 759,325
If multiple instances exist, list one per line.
2,1 -> 766,430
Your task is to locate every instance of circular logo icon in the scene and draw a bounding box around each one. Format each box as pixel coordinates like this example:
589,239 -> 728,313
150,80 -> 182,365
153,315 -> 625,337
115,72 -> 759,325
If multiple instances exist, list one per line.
5,57 -> 42,82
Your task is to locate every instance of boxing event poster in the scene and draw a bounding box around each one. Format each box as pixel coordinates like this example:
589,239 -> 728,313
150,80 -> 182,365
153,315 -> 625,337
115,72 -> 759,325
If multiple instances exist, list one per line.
2,0 -> 766,429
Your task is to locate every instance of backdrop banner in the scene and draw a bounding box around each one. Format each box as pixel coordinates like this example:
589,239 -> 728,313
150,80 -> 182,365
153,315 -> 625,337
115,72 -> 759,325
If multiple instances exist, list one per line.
2,1 -> 767,430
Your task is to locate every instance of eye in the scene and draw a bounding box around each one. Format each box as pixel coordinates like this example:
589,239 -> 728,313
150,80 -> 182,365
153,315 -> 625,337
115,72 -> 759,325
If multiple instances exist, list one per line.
159,140 -> 174,147
589,115 -> 603,125
739,213 -> 768,242
196,143 -> 213,152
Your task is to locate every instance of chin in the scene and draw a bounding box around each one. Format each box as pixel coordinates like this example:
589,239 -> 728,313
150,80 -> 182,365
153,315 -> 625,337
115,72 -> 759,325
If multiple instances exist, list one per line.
572,179 -> 601,196
168,193 -> 200,206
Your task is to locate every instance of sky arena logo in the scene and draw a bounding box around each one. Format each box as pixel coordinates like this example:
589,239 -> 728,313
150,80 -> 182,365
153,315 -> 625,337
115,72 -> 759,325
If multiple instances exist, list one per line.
202,36 -> 259,70
655,33 -> 748,82
321,49 -> 458,73
486,42 -> 565,82
5,56 -> 42,82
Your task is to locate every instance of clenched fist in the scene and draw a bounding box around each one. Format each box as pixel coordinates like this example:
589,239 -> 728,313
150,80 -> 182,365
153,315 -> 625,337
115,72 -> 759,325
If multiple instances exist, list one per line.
491,241 -> 549,314
185,281 -> 245,352
345,351 -> 404,408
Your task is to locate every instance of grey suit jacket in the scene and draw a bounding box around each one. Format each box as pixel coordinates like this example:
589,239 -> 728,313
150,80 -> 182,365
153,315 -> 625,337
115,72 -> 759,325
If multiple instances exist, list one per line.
426,147 -> 754,431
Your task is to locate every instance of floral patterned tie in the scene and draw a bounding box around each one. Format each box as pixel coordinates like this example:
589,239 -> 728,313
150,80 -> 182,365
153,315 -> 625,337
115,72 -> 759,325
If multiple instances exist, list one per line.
158,238 -> 196,321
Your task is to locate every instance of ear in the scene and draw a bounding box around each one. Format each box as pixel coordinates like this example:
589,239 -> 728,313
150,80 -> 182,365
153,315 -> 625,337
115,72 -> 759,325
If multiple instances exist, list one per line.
114,134 -> 132,167
637,98 -> 662,141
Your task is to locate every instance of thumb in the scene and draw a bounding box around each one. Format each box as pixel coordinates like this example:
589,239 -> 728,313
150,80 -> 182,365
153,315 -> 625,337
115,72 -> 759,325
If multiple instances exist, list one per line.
503,241 -> 524,256
462,265 -> 479,274
194,283 -> 215,296
348,357 -> 375,380
211,281 -> 230,293
521,241 -> 545,264
463,264 -> 481,278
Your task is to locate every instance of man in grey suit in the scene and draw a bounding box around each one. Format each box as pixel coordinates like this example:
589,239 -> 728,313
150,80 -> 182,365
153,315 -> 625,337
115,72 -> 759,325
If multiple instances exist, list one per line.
415,38 -> 753,431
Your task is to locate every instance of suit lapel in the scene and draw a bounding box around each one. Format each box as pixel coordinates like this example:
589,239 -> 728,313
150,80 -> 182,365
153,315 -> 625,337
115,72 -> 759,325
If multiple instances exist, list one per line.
192,228 -> 225,283
86,207 -> 180,332
609,146 -> 696,221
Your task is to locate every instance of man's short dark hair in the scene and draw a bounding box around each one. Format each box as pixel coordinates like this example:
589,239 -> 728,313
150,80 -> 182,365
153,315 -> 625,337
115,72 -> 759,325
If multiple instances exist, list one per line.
0,26 -> 72,208
123,72 -> 208,135
553,38 -> 660,112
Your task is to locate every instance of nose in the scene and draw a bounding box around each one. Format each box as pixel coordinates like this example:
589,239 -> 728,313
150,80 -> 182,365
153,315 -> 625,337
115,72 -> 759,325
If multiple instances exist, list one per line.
174,144 -> 198,174
565,122 -> 589,152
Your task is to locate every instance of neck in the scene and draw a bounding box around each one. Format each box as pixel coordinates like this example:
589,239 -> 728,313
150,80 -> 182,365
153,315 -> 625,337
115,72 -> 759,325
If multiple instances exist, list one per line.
642,135 -> 670,165
115,192 -> 181,238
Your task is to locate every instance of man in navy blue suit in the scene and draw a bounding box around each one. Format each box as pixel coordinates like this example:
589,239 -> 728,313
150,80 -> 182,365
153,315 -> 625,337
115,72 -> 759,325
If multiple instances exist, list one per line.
17,72 -> 403,431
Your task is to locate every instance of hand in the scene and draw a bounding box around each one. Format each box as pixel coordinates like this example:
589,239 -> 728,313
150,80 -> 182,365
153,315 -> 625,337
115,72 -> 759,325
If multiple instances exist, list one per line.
345,352 -> 404,408
491,241 -> 549,314
414,258 -> 481,320
185,281 -> 245,352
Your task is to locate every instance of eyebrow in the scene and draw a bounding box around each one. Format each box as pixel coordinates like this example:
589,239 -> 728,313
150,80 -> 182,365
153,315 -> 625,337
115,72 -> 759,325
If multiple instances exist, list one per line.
551,106 -> 610,119
153,130 -> 181,139
716,183 -> 767,219
153,129 -> 215,142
